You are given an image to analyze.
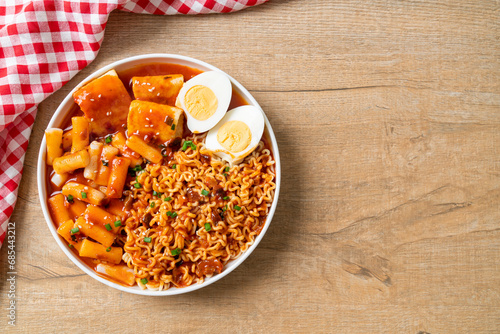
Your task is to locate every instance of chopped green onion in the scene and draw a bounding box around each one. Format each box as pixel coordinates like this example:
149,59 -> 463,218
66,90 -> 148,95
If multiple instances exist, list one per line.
224,167 -> 230,172
140,278 -> 148,285
223,196 -> 230,200
223,205 -> 228,212
105,135 -> 112,144
102,160 -> 108,167
153,191 -> 160,197
105,247 -> 111,252
144,237 -> 152,243
171,212 -> 178,218
171,123 -> 176,130
134,165 -> 142,172
234,205 -> 241,211
201,189 -> 209,196
164,197 -> 172,202
171,164 -> 176,169
105,223 -> 112,231
70,227 -> 79,234
223,173 -> 228,177
134,182 -> 141,189
171,248 -> 181,256
67,195 -> 74,203
68,244 -> 74,249
114,220 -> 122,227
204,223 -> 211,232
150,202 -> 155,208
181,141 -> 196,151
81,192 -> 87,199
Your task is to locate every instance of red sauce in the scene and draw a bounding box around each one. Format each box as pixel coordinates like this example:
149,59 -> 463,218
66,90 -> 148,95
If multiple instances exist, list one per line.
200,153 -> 211,165
120,63 -> 203,89
196,259 -> 223,276
186,188 -> 203,203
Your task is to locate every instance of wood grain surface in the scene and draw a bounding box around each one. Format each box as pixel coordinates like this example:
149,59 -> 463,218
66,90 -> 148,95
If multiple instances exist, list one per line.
1,0 -> 499,332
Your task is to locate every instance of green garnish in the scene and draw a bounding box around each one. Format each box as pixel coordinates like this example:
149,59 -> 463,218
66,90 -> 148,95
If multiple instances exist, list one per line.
224,167 -> 230,172
171,164 -> 176,169
70,227 -> 79,234
223,196 -> 229,200
67,195 -> 74,203
223,173 -> 228,177
171,248 -> 181,256
204,223 -> 211,232
171,123 -> 176,130
114,220 -> 122,227
105,223 -> 112,231
153,191 -> 160,197
201,189 -> 209,196
144,237 -> 152,243
134,182 -> 141,189
102,160 -> 108,167
167,211 -> 178,218
134,165 -> 142,172
181,140 -> 196,151
81,192 -> 87,199
105,247 -> 111,252
105,135 -> 112,144
150,202 -> 155,208
140,278 -> 148,285
68,244 -> 74,248
164,197 -> 172,202
234,205 -> 241,211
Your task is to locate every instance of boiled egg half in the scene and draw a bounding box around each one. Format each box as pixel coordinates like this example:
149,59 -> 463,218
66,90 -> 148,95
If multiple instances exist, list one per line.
205,105 -> 265,165
175,71 -> 232,133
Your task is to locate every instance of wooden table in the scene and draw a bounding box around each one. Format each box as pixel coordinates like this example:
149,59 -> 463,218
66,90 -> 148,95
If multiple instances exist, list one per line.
1,0 -> 499,332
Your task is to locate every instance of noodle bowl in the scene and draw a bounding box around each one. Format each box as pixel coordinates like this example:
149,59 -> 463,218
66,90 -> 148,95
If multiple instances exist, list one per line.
37,54 -> 281,295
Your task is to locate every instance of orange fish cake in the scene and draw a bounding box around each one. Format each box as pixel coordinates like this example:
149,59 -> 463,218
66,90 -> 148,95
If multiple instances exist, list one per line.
127,100 -> 184,143
132,74 -> 184,105
73,70 -> 132,136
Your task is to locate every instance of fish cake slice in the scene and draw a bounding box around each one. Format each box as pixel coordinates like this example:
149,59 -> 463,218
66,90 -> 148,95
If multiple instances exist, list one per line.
132,74 -> 184,105
127,100 -> 184,143
73,70 -> 132,136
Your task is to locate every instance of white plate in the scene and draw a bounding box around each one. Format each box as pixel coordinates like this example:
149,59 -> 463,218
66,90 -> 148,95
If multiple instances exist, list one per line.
37,54 -> 281,296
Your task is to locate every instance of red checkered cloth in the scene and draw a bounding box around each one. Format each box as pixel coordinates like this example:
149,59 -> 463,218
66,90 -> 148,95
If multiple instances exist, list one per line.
0,0 -> 267,248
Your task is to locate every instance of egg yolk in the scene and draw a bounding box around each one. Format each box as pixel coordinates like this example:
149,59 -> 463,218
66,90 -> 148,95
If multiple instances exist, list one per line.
217,121 -> 251,153
184,85 -> 218,121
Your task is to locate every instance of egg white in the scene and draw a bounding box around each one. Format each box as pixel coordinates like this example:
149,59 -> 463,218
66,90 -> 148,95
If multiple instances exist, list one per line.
205,105 -> 265,165
176,71 -> 232,133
